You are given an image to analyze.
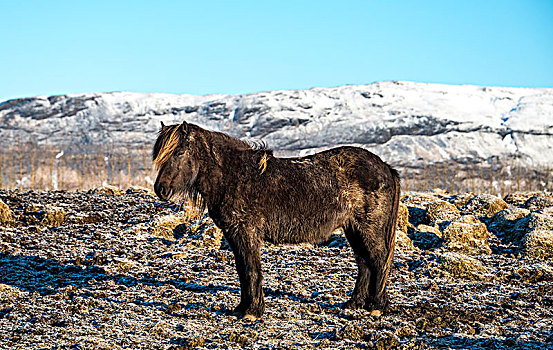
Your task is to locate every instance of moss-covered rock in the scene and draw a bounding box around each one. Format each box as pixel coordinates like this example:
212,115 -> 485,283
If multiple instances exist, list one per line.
425,200 -> 460,225
125,186 -> 156,196
24,204 -> 67,227
512,213 -> 553,244
396,203 -> 411,234
440,252 -> 486,280
334,323 -> 364,341
410,224 -> 442,250
0,283 -> 22,298
524,194 -> 553,211
504,191 -> 543,207
402,193 -> 443,227
151,211 -> 222,248
514,263 -> 553,283
487,207 -> 530,239
184,215 -> 223,249
441,215 -> 491,255
402,192 -> 441,208
395,230 -> 416,251
90,185 -> 125,195
448,192 -> 476,209
0,200 -> 13,225
521,230 -> 553,260
42,206 -> 67,227
460,194 -> 508,218
364,331 -> 400,350
151,214 -> 191,241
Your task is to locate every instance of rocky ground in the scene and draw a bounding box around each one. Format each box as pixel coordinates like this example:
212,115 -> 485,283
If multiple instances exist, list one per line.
0,187 -> 552,349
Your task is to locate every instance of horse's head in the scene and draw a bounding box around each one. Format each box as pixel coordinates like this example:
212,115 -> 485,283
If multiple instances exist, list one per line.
152,121 -> 200,201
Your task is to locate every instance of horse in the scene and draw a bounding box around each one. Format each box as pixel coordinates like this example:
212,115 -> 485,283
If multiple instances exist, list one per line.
153,121 -> 400,320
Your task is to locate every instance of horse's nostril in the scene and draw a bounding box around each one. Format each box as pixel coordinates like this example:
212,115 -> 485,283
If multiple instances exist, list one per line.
154,183 -> 168,199
161,185 -> 173,199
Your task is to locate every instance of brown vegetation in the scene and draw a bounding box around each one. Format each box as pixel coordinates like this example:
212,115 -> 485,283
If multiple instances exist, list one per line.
0,143 -> 154,190
0,143 -> 551,196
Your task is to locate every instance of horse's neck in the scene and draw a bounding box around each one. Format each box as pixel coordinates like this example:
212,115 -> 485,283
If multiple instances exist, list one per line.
194,143 -> 248,205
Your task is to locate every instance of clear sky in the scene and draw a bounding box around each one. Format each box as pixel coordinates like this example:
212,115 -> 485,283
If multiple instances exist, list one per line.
1,0 -> 552,101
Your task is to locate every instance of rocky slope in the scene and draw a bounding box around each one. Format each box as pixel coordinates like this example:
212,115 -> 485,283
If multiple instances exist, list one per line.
1,81 -> 552,168
0,188 -> 552,349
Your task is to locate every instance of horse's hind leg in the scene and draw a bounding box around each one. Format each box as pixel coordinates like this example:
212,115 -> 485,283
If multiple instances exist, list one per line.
342,251 -> 371,309
344,223 -> 391,314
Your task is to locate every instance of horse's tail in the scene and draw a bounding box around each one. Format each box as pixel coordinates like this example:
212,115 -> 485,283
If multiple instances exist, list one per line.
378,166 -> 401,299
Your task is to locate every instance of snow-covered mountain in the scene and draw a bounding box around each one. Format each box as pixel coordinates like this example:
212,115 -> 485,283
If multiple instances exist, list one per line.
1,81 -> 552,168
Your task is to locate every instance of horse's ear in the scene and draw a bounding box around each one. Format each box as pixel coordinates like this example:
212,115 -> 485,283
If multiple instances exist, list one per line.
160,121 -> 166,128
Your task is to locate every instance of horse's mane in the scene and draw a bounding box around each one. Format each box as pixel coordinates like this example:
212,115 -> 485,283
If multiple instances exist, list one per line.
152,124 -> 181,170
153,123 -> 272,170
210,131 -> 270,152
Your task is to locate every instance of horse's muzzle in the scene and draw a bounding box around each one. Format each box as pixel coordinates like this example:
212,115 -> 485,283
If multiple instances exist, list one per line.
154,182 -> 172,200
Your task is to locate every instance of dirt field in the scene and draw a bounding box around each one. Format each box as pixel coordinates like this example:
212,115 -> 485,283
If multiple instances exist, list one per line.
0,189 -> 552,349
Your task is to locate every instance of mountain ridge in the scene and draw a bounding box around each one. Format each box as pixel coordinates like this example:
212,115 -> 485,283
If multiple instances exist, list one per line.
1,81 -> 552,168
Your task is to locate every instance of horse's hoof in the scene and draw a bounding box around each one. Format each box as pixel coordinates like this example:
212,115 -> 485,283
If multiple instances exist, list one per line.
243,314 -> 259,321
369,309 -> 382,317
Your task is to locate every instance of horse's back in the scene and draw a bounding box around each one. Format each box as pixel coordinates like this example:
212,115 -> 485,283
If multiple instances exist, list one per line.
305,146 -> 396,191
256,146 -> 397,244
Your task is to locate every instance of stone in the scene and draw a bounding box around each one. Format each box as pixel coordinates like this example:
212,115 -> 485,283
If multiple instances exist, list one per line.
410,224 -> 442,250
365,330 -> 400,349
396,203 -> 411,234
402,192 -> 440,208
441,215 -> 491,255
448,192 -> 476,209
425,200 -> 460,225
0,283 -> 21,297
487,208 -> 530,239
334,323 -> 364,340
0,200 -> 13,225
521,230 -> 553,260
395,230 -> 416,251
460,194 -> 508,218
523,194 -> 553,211
514,263 -> 553,283
90,185 -> 125,195
440,252 -> 486,280
24,204 -> 67,227
125,186 -> 156,196
512,213 -> 553,244
504,192 -> 543,207
151,214 -> 191,241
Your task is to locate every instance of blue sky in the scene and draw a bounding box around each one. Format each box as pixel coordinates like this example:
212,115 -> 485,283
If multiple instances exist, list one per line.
1,0 -> 552,101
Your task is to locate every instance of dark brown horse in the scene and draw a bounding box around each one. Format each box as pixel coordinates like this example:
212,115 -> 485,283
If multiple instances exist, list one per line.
153,121 -> 400,320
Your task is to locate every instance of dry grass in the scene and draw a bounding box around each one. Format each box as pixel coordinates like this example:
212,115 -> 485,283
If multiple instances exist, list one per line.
0,143 -> 155,191
402,159 -> 551,197
0,143 -> 550,195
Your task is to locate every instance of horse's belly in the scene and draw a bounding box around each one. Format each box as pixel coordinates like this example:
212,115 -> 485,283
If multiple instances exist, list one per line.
262,213 -> 344,245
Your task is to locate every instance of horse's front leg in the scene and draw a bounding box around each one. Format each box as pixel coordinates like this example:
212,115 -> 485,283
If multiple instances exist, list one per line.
225,228 -> 265,319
